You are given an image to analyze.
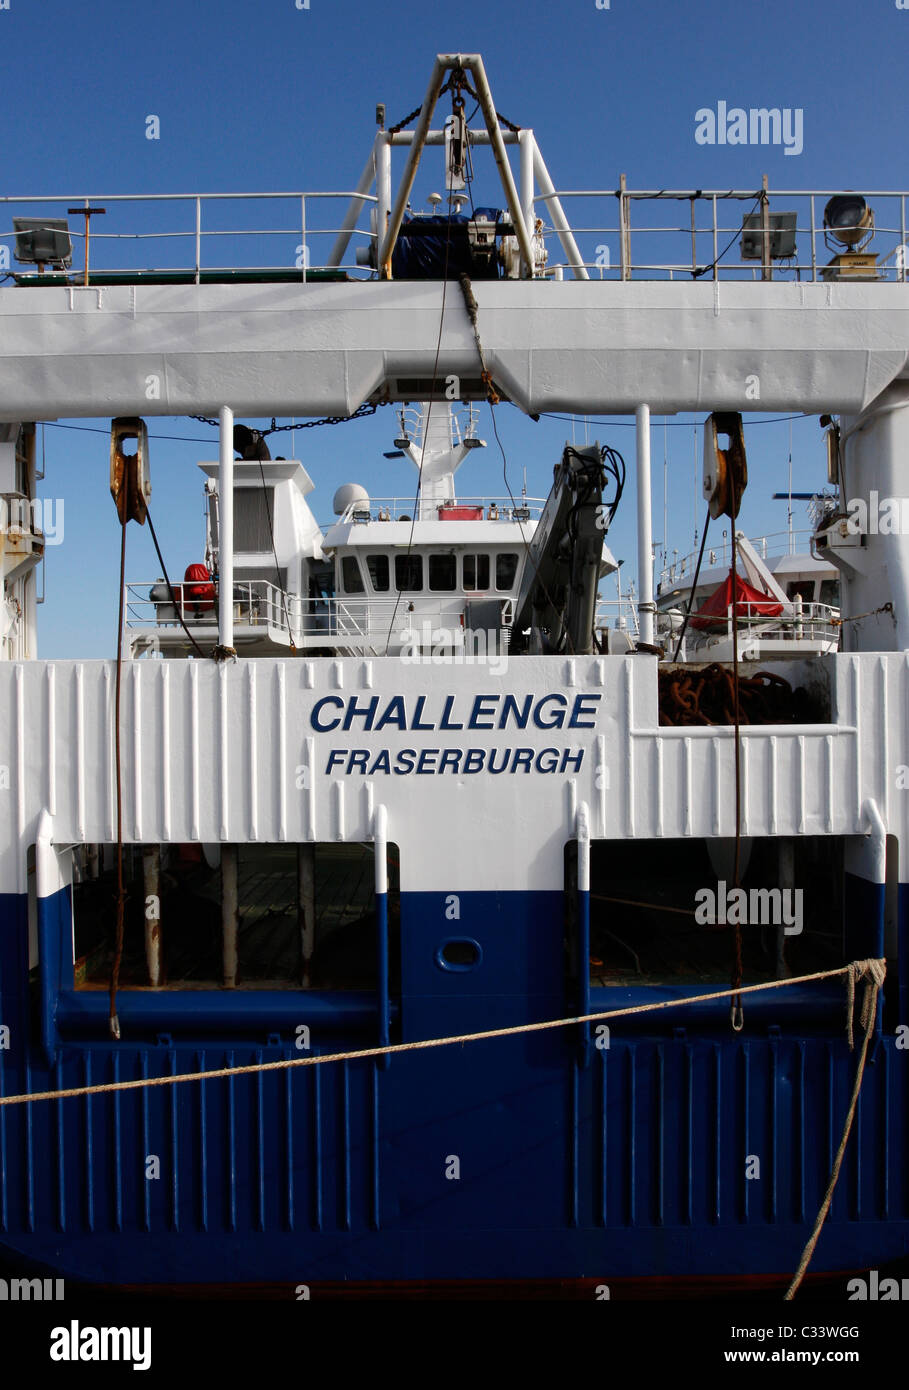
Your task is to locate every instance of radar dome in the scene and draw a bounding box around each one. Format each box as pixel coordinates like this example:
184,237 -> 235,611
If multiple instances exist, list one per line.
333,483 -> 370,516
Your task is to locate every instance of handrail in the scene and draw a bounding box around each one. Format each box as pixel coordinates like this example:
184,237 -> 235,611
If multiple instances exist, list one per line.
0,191 -> 379,282
3,186 -> 907,283
332,495 -> 546,524
659,529 -> 822,585
126,580 -> 500,648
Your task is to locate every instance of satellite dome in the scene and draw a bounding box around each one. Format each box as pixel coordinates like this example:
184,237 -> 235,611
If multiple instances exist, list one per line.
333,483 -> 370,516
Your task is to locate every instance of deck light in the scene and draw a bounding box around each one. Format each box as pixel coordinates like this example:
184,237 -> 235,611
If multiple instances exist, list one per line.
13,217 -> 72,273
823,195 -> 874,252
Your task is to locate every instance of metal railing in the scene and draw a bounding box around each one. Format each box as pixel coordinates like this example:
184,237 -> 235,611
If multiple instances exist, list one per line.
658,529 -> 821,589
0,191 -> 378,282
595,594 -> 839,651
127,579 -> 508,651
398,402 -> 481,447
330,495 -> 546,524
129,577 -> 838,659
127,579 -> 294,635
538,188 -> 908,284
4,187 -> 908,285
594,597 -> 642,636
674,600 -> 840,651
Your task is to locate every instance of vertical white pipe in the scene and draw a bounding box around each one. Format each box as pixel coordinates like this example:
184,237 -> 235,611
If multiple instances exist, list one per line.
519,130 -> 535,242
532,145 -> 589,280
374,804 -> 388,896
376,133 -> 391,268
25,427 -> 38,658
219,406 -> 234,652
326,149 -> 377,269
636,404 -> 655,646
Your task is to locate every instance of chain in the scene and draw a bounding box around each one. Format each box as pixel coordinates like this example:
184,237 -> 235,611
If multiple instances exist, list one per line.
189,400 -> 389,435
459,73 -> 522,133
386,69 -> 521,138
266,401 -> 389,433
387,75 -> 455,136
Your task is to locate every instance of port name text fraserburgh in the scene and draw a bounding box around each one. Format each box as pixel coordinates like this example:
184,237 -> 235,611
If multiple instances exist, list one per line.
310,692 -> 602,733
324,746 -> 587,776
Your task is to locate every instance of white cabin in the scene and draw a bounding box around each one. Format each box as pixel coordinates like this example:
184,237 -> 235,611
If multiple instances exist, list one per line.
127,403 -> 550,659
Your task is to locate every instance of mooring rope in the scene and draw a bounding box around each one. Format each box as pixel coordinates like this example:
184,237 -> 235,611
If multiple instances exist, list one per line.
0,959 -> 883,1110
784,958 -> 886,1301
0,957 -> 885,1297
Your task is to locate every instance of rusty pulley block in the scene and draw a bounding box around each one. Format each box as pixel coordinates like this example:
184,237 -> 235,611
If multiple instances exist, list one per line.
703,411 -> 747,521
110,417 -> 151,525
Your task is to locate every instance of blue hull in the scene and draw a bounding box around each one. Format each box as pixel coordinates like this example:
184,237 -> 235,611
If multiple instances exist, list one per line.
1,885 -> 907,1287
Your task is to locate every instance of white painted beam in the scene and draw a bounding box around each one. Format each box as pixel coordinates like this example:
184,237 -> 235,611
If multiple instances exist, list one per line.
0,281 -> 907,418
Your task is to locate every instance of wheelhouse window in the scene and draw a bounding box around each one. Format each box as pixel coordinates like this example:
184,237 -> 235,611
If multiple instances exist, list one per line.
341,556 -> 365,593
428,553 -> 457,591
366,553 -> 390,592
496,553 -> 519,590
463,553 -> 490,591
394,554 -> 423,591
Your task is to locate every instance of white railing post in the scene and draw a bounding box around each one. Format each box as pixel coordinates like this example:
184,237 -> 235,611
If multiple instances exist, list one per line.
194,197 -> 201,284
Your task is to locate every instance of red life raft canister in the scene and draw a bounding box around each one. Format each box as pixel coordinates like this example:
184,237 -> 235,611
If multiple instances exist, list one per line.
183,563 -> 215,612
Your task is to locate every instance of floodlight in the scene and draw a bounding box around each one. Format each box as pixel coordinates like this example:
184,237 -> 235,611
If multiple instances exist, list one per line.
13,217 -> 72,271
740,212 -> 798,260
823,195 -> 874,252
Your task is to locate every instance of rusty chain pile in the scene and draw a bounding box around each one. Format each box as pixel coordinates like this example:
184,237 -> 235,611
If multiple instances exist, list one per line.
659,663 -> 804,726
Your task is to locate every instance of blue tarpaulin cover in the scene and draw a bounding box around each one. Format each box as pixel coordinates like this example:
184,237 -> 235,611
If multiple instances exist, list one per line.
391,207 -> 504,279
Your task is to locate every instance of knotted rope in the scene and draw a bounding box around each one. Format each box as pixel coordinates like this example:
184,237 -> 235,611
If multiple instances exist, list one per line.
785,958 -> 886,1300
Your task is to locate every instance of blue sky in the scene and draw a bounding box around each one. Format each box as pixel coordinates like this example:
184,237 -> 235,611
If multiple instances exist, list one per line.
3,0 -> 906,656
